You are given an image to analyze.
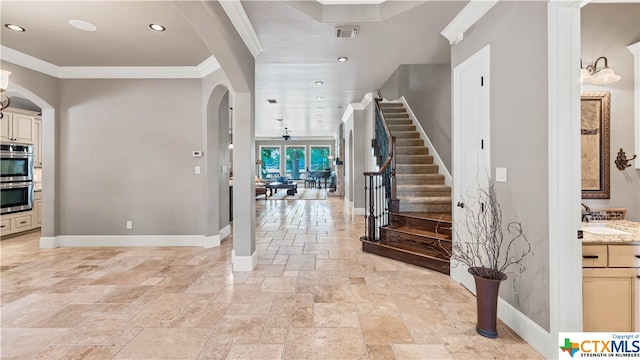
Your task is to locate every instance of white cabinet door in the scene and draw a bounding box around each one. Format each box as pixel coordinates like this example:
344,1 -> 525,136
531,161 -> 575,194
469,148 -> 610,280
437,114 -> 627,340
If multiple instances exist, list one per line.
0,112 -> 12,142
12,114 -> 35,144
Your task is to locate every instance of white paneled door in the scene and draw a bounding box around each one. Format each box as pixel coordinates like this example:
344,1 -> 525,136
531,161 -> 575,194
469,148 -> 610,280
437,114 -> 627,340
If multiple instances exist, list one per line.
452,45 -> 491,293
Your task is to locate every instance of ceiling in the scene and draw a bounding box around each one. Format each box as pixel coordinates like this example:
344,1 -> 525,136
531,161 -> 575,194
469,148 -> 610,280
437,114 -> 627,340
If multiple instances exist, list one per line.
0,0 -> 466,139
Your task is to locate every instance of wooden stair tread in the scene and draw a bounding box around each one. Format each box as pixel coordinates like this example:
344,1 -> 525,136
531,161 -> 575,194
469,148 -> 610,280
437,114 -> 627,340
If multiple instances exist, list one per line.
392,212 -> 452,223
384,225 -> 451,241
397,196 -> 451,203
361,240 -> 450,275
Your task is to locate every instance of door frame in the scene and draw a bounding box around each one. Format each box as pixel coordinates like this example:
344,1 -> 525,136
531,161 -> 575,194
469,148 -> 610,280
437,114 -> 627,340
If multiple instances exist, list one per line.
451,44 -> 491,292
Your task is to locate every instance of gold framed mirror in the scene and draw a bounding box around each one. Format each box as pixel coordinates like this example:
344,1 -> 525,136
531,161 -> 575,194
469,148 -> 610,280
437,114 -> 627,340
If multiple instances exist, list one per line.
581,91 -> 610,199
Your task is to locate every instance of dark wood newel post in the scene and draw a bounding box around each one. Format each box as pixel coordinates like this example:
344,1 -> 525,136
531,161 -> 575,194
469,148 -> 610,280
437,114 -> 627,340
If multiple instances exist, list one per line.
367,175 -> 376,240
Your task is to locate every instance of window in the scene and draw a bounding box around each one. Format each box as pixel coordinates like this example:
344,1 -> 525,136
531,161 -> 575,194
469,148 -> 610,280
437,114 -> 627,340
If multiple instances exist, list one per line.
309,146 -> 331,170
285,146 -> 306,180
259,146 -> 281,179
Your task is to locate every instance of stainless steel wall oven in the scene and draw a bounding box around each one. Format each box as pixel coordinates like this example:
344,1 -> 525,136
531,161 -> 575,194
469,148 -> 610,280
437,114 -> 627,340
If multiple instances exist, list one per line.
1,181 -> 34,215
1,143 -> 34,182
0,143 -> 34,214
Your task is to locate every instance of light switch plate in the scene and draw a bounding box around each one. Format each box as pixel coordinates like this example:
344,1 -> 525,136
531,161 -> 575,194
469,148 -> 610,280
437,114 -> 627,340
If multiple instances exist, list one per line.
195,166 -> 201,175
496,167 -> 507,182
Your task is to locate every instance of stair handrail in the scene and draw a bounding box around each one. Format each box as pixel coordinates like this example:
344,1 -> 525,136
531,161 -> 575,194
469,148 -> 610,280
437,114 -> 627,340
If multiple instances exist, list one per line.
364,90 -> 396,179
362,90 -> 398,241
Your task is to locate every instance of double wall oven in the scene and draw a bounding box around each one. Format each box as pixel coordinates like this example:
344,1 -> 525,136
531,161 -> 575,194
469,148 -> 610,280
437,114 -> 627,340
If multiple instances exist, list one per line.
1,143 -> 34,215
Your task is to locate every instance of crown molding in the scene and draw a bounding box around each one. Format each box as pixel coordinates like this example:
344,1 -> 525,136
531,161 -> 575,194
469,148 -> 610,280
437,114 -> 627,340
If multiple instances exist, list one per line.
441,0 -> 499,45
219,0 -> 264,58
1,46 -> 221,79
1,46 -> 59,78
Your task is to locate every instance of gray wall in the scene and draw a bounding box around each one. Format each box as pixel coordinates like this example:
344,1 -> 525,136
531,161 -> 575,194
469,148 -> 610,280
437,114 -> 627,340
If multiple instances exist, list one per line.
58,79 -> 204,236
381,64 -> 452,172
581,3 -> 640,221
451,1 -> 550,331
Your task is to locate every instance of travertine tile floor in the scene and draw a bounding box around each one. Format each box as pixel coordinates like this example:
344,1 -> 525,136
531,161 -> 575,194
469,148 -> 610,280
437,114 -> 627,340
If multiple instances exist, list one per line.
1,196 -> 543,359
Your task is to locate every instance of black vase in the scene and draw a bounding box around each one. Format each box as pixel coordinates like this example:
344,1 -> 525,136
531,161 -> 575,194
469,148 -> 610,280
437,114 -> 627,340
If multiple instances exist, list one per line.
468,267 -> 507,338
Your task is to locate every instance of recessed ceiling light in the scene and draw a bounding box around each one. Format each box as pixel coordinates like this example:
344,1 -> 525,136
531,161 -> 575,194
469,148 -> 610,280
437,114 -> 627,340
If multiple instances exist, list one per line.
317,114 -> 322,117
149,24 -> 166,32
69,19 -> 97,32
317,107 -> 323,110
315,81 -> 324,85
337,106 -> 343,109
5,24 -> 26,32
315,96 -> 323,100
337,57 -> 348,62
267,99 -> 278,104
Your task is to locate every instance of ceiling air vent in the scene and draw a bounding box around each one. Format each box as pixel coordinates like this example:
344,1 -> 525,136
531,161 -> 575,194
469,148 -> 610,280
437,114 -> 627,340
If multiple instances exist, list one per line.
335,25 -> 359,38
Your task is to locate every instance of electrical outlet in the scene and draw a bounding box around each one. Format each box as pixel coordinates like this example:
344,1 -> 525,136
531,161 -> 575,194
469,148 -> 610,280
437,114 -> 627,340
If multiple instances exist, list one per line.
195,166 -> 201,175
126,221 -> 133,229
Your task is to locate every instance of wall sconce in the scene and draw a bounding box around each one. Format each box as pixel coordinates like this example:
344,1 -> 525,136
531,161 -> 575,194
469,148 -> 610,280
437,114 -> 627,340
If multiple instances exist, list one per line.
615,148 -> 637,170
0,69 -> 11,119
581,57 -> 621,85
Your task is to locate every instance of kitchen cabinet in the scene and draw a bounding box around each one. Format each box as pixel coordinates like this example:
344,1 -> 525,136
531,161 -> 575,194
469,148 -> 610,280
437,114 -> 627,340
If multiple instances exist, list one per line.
34,117 -> 42,167
0,108 -> 36,144
0,191 -> 42,237
34,191 -> 42,225
582,243 -> 638,332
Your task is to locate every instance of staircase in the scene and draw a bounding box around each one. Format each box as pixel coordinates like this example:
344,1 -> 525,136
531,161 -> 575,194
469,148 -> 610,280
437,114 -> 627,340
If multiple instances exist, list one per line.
361,102 -> 453,275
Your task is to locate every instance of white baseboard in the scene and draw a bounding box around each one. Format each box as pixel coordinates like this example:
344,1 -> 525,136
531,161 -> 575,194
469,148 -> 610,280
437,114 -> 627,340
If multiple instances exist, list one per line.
39,236 -> 58,249
353,207 -> 365,215
203,235 -> 221,249
219,225 -> 231,240
232,249 -> 257,271
40,235 -> 224,249
498,298 -> 551,359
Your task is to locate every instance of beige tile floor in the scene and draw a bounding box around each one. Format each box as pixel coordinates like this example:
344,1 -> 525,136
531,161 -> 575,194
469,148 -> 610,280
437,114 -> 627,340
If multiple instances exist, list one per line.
1,196 -> 543,359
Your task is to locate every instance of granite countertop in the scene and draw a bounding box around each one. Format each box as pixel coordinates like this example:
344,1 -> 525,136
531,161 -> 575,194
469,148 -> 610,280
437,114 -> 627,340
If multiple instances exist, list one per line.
581,220 -> 640,244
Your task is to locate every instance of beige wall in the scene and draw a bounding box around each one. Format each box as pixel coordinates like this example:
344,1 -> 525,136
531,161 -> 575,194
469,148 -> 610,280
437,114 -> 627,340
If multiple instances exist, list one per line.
451,1 -> 550,331
381,64 -> 452,172
581,3 -> 640,221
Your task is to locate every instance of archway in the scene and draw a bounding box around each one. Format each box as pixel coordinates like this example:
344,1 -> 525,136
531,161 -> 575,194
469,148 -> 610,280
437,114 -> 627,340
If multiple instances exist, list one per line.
7,82 -> 57,245
203,84 -> 231,247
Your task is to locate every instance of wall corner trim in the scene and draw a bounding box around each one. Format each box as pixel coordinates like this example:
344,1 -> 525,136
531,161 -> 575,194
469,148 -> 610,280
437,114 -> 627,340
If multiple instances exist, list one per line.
440,0 -> 499,45
627,42 -> 640,168
219,0 -> 264,58
232,250 -> 258,271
